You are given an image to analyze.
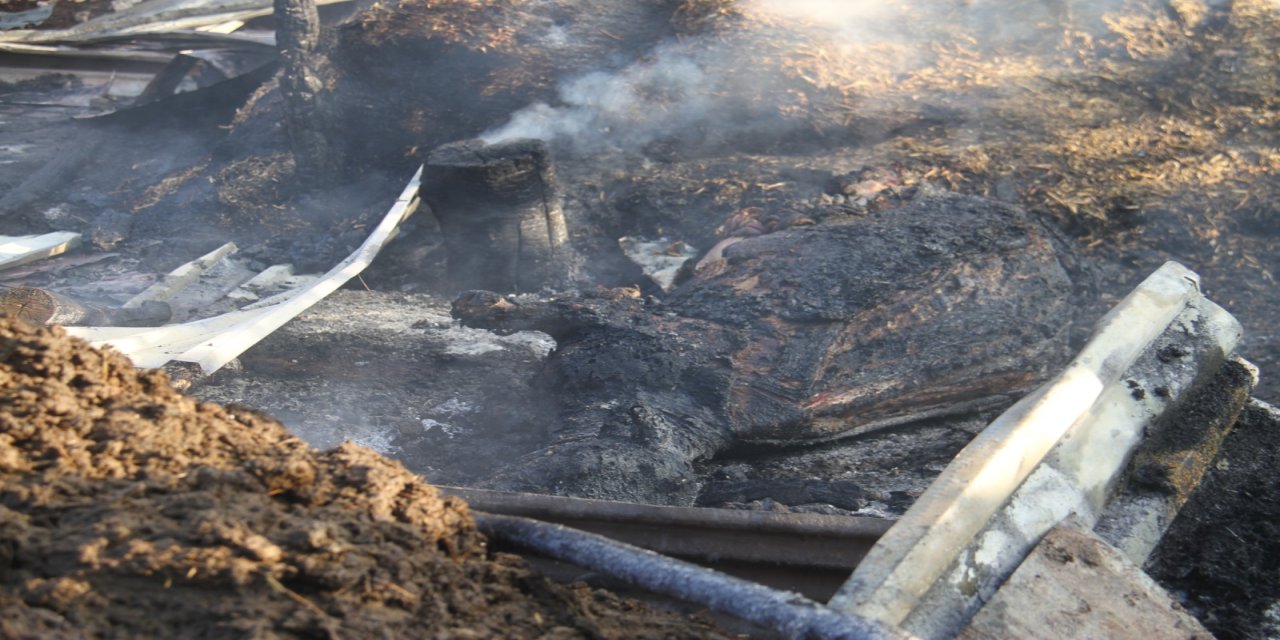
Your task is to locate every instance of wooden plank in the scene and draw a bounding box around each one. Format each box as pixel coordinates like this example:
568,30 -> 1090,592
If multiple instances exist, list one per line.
123,241 -> 237,308
958,524 -> 1212,640
898,296 -> 1243,639
830,262 -> 1204,626
0,232 -> 81,270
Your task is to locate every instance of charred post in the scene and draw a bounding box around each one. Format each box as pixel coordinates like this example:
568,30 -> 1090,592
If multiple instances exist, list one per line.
422,138 -> 576,293
273,0 -> 337,182
1,287 -> 170,327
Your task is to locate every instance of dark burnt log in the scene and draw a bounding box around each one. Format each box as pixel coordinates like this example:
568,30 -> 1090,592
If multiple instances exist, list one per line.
455,194 -> 1080,505
274,0 -> 337,182
1,287 -> 170,327
423,138 -> 577,293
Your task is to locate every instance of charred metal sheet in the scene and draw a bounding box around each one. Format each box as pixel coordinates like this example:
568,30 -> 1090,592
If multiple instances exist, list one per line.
0,0 -> 351,45
0,4 -> 52,31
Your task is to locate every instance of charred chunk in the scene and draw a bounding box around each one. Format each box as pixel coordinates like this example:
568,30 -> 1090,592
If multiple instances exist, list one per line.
455,194 -> 1076,504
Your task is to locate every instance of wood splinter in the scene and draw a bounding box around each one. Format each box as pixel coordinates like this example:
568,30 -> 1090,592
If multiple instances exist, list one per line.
1,286 -> 170,327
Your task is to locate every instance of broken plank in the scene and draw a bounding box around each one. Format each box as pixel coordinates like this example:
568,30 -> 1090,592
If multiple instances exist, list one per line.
957,523 -> 1211,640
226,264 -> 319,304
123,241 -> 238,308
0,232 -> 82,270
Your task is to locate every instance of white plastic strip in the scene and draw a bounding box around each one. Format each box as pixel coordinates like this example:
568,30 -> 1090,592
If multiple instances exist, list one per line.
66,166 -> 420,373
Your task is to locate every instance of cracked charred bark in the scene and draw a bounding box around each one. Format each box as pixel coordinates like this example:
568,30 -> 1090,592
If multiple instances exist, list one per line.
274,0 -> 338,183
423,139 -> 578,293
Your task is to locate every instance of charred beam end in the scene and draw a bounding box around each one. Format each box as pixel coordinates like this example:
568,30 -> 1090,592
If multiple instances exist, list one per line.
423,138 -> 577,293
1,287 -> 170,327
273,0 -> 338,183
1092,355 -> 1257,565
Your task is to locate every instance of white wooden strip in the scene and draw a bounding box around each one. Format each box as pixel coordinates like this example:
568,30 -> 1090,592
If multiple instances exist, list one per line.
122,241 -> 237,308
0,231 -> 81,270
829,261 -> 1203,627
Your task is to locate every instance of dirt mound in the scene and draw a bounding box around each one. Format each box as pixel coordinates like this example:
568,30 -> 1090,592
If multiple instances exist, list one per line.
0,317 -> 727,638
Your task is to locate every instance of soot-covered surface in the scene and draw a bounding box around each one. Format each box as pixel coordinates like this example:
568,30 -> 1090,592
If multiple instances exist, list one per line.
1148,400 -> 1280,639
450,194 -> 1077,505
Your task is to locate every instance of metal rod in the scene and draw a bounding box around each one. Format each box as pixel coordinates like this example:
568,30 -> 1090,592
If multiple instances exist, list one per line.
474,513 -> 907,640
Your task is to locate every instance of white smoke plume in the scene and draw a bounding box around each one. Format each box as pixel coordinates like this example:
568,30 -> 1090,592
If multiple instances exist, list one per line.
481,45 -> 721,154
479,0 -> 1192,157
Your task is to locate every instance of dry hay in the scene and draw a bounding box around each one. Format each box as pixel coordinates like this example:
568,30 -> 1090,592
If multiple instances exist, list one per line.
212,153 -> 310,231
649,0 -> 1271,246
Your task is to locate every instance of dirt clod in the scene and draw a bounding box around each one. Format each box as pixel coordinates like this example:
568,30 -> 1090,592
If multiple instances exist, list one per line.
0,317 -> 729,638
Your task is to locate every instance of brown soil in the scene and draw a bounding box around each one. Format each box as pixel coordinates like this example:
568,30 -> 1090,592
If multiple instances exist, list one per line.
0,317 -> 731,639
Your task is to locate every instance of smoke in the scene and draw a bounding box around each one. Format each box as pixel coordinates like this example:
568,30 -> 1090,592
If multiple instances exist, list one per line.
479,0 -> 1148,158
481,46 -> 716,154
742,0 -> 911,40
480,41 -> 809,156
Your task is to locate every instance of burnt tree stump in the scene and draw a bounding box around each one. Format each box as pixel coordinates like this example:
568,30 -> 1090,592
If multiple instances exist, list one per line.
274,0 -> 337,182
422,138 -> 577,293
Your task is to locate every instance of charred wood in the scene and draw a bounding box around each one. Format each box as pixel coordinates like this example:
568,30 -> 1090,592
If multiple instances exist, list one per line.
454,195 -> 1081,505
423,138 -> 577,293
273,0 -> 338,182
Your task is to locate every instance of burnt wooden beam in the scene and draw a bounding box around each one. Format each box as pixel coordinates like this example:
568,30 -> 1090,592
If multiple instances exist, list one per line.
1,286 -> 170,327
274,0 -> 337,182
422,138 -> 577,293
